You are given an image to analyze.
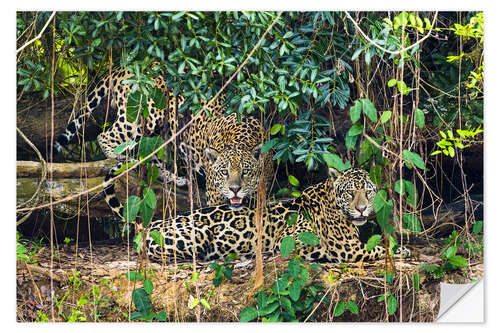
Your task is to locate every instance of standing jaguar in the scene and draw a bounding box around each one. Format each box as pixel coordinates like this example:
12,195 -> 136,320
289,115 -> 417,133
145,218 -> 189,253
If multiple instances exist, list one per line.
54,64 -> 273,217
145,168 -> 411,263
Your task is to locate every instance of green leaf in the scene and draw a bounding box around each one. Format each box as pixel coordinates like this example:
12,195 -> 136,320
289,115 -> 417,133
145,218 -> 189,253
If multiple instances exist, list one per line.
448,255 -> 468,268
256,292 -> 268,309
240,307 -> 258,322
387,294 -> 398,315
413,273 -> 420,291
125,271 -> 144,281
261,138 -> 279,153
138,136 -> 165,160
113,140 -> 136,155
133,232 -> 143,254
333,301 -> 345,317
373,190 -> 387,213
151,87 -> 166,110
132,288 -> 151,314
127,90 -> 148,123
156,311 -> 167,322
280,236 -> 295,258
345,133 -> 358,151
171,11 -> 185,21
402,150 -> 426,170
298,232 -> 319,246
270,123 -> 282,135
388,79 -> 397,87
346,301 -> 359,315
289,280 -> 302,302
403,214 -> 422,232
113,161 -> 137,176
288,175 -> 300,187
123,196 -> 141,223
258,302 -> 279,317
376,198 -> 394,235
286,212 -> 299,226
323,153 -> 351,172
142,188 -> 157,209
473,221 -> 483,234
143,279 -> 153,295
200,298 -> 211,310
415,108 -> 425,129
380,110 -> 392,124
149,230 -> 165,247
366,234 -> 382,251
350,100 -> 362,123
347,123 -> 364,137
288,259 -> 301,278
362,98 -> 378,122
445,245 -> 458,259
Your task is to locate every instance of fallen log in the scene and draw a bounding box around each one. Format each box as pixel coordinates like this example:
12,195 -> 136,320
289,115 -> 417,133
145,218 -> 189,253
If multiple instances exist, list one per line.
16,159 -> 199,219
16,159 -> 116,178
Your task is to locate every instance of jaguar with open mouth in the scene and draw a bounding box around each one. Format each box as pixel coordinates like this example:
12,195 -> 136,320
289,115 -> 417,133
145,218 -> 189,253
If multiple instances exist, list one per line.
204,145 -> 271,209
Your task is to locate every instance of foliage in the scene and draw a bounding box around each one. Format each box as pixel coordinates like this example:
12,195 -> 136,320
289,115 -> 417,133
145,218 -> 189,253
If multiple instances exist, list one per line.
430,126 -> 483,158
208,254 -> 238,287
264,110 -> 334,171
240,257 -> 327,322
124,271 -> 167,322
420,225 -> 483,280
240,212 -> 326,322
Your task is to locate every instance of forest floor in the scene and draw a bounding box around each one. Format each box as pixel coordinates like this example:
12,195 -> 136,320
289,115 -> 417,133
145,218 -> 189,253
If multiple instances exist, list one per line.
16,237 -> 483,322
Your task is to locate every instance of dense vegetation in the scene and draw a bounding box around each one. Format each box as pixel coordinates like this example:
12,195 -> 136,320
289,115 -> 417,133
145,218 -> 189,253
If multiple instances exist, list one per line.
16,11 -> 483,322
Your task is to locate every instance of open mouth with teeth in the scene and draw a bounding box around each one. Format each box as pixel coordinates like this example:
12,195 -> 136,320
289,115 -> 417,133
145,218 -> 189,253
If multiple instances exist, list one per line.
229,196 -> 243,208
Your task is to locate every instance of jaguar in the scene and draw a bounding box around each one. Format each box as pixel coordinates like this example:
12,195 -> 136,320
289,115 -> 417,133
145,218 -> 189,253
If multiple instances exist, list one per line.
54,64 -> 273,217
145,168 -> 411,263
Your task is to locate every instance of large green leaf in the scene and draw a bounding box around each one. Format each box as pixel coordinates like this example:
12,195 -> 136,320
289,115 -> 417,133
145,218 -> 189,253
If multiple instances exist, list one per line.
127,90 -> 148,122
415,108 -> 425,129
448,255 -> 468,267
387,293 -> 398,315
366,234 -> 382,251
362,98 -> 377,122
280,236 -> 295,258
322,153 -> 351,171
123,196 -> 141,223
150,87 -> 166,110
349,100 -> 362,123
240,306 -> 259,322
403,213 -> 422,232
402,150 -> 426,170
288,280 -> 302,302
132,288 -> 151,314
298,232 -> 319,246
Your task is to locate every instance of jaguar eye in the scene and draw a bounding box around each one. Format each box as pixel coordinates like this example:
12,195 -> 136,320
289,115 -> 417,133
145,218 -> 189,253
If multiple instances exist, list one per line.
221,169 -> 229,177
242,169 -> 249,177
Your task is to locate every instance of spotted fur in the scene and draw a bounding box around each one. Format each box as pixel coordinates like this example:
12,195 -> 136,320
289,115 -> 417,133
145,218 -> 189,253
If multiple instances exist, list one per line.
146,168 -> 411,263
54,65 -> 273,217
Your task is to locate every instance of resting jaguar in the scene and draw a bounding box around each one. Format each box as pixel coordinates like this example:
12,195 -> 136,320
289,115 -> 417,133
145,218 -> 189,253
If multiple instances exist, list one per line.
145,168 -> 410,263
54,64 -> 273,216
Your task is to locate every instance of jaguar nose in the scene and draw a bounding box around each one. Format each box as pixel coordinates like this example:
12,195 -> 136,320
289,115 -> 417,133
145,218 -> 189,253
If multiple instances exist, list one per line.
230,185 -> 241,195
356,204 -> 366,214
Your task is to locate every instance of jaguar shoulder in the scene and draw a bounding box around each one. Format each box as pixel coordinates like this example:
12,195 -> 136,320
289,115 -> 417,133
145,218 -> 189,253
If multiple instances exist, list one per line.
146,168 -> 410,263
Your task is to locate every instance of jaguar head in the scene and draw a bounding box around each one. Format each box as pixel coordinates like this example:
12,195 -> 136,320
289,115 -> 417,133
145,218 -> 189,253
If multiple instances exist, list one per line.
329,168 -> 377,226
205,144 -> 263,209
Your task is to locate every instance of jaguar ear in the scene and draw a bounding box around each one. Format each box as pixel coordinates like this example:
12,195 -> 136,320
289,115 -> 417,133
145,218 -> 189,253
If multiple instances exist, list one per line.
253,144 -> 263,160
204,147 -> 219,164
328,167 -> 341,179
